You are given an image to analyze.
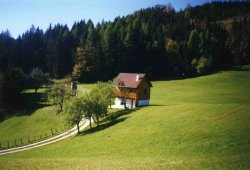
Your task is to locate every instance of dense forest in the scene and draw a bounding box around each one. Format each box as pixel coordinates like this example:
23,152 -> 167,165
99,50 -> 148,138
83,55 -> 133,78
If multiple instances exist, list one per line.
0,1 -> 250,117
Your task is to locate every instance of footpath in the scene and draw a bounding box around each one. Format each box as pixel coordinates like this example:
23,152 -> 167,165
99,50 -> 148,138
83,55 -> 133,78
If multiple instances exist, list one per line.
0,119 -> 90,156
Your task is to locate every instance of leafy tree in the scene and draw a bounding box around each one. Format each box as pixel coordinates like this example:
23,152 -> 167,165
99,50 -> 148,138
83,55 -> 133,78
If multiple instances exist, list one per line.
72,39 -> 99,82
70,82 -> 111,128
196,56 -> 213,75
165,38 -> 181,74
94,81 -> 114,108
191,58 -> 198,68
91,98 -> 108,126
90,85 -> 110,123
65,98 -> 84,133
81,94 -> 94,128
77,93 -> 105,128
30,67 -> 47,93
71,63 -> 82,80
46,84 -> 71,112
165,38 -> 180,56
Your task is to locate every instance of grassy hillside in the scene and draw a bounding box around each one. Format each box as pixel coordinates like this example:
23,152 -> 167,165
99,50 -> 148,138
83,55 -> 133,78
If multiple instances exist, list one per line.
1,67 -> 250,169
0,84 -> 94,148
0,89 -> 67,148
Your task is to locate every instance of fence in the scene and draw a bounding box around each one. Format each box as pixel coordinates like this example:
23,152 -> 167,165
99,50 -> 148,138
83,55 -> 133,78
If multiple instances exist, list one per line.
0,126 -> 68,150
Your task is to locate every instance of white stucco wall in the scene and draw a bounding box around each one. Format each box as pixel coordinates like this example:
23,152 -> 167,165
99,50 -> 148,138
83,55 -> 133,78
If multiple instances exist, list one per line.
112,97 -> 133,109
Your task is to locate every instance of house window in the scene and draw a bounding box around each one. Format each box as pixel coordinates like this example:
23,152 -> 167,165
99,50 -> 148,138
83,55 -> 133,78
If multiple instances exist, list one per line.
144,89 -> 147,95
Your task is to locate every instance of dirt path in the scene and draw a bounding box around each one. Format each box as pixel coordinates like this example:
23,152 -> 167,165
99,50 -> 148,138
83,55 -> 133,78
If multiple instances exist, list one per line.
0,119 -> 90,155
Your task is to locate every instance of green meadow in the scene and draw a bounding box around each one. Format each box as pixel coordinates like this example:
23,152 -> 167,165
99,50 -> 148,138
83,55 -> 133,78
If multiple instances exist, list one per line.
0,67 -> 250,169
0,84 -> 97,148
0,89 -> 66,147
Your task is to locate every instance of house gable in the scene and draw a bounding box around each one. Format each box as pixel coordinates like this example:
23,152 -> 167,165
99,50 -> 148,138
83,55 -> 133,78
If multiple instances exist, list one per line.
114,73 -> 152,108
115,73 -> 146,88
136,77 -> 151,100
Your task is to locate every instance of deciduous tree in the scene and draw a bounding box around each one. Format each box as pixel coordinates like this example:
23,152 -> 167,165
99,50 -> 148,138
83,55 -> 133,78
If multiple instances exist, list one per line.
72,39 -> 99,82
65,98 -> 84,133
196,56 -> 213,75
46,84 -> 71,112
30,67 -> 47,93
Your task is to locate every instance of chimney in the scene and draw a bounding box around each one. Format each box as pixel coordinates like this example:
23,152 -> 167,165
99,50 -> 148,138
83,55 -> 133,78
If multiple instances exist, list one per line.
136,74 -> 139,81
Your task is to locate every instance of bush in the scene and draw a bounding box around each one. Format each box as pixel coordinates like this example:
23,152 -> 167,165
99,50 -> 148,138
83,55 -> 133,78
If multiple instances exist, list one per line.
196,56 -> 213,75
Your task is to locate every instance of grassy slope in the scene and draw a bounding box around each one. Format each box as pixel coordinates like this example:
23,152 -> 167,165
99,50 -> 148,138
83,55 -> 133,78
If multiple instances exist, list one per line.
0,89 -> 66,147
1,68 -> 250,169
0,83 -> 95,147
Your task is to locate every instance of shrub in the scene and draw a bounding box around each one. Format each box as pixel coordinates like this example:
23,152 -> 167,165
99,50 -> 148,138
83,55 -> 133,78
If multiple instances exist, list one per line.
196,56 -> 213,75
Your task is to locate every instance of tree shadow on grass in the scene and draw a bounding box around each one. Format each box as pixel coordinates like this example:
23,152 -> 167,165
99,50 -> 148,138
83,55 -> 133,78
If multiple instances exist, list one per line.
149,104 -> 165,106
13,92 -> 51,116
79,117 -> 128,136
79,108 -> 140,136
109,108 -> 138,121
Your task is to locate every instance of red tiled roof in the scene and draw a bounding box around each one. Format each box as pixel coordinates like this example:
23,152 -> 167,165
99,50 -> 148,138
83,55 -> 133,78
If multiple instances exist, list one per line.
116,73 -> 146,88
